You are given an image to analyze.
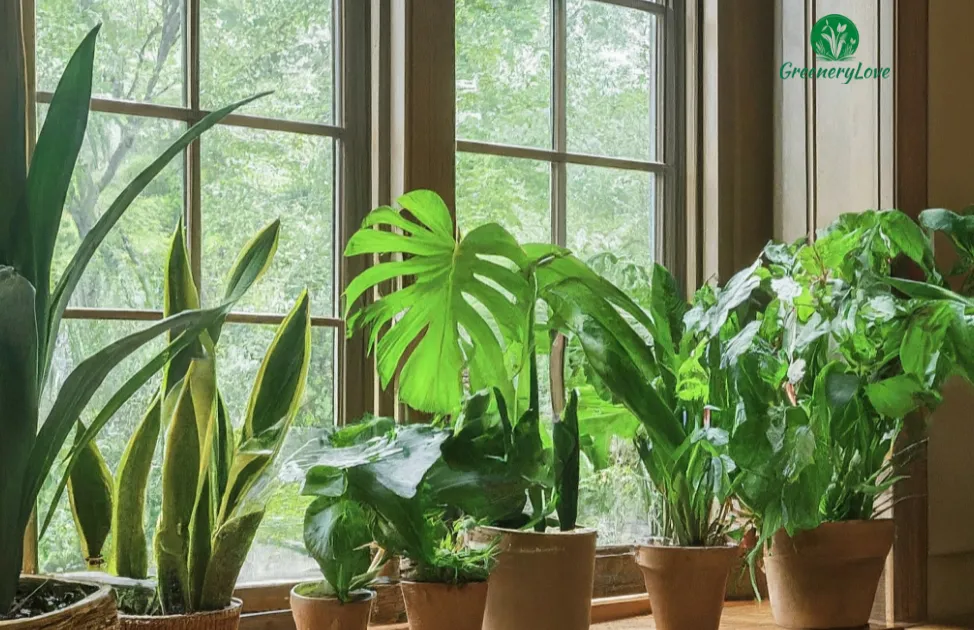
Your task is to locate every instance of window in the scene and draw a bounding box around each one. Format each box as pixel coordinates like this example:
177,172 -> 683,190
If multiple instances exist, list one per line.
456,0 -> 684,544
28,0 -> 367,583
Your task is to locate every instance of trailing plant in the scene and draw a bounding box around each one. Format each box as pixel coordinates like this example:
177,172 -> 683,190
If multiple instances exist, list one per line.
729,209 -> 974,555
342,190 -> 650,532
0,25 -> 264,614
297,418 -> 499,585
60,220 -> 311,614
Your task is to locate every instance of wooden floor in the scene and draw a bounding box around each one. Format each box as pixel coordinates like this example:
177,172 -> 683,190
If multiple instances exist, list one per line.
596,602 -> 974,629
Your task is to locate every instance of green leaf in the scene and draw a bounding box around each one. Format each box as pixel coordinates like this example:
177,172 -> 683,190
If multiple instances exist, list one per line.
0,2 -> 29,271
0,268 -> 37,611
26,25 -> 98,366
112,396 -> 162,579
198,510 -> 264,611
213,219 -> 280,342
303,498 -> 375,603
345,190 -> 530,414
866,374 -> 925,418
554,389 -> 580,531
901,302 -> 954,384
67,422 -> 113,568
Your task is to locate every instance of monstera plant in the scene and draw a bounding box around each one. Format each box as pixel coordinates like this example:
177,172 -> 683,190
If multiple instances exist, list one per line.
55,220 -> 311,618
0,22 -> 265,621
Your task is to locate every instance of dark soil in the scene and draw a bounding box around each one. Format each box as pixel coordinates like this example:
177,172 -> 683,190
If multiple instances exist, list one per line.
2,579 -> 93,620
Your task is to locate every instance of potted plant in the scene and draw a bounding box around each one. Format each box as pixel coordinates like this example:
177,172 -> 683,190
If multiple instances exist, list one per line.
730,210 -> 970,628
542,259 -> 767,630
296,417 -> 501,630
0,21 -> 261,628
55,219 -> 311,629
342,190 -> 651,629
290,497 -> 386,630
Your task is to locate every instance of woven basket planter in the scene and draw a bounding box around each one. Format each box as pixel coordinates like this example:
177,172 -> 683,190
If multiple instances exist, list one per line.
0,575 -> 117,630
119,600 -> 242,630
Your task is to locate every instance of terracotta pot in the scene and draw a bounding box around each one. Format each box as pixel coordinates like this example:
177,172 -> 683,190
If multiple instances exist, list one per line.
119,599 -> 242,630
764,519 -> 894,629
0,575 -> 117,629
635,543 -> 740,630
471,527 -> 596,630
399,581 -> 487,630
289,585 -> 373,630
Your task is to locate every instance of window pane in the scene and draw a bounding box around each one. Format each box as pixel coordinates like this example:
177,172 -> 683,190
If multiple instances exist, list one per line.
36,0 -> 184,106
201,0 -> 334,123
218,325 -> 336,583
43,109 -> 185,310
566,165 -> 655,267
567,0 -> 659,161
201,127 -> 334,317
456,152 -> 551,244
456,0 -> 551,149
39,319 -> 166,573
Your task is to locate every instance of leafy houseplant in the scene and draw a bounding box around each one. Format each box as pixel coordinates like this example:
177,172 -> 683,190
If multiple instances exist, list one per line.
59,220 -> 311,626
297,417 -> 500,630
342,190 -> 653,630
729,210 -> 971,628
0,22 -> 263,624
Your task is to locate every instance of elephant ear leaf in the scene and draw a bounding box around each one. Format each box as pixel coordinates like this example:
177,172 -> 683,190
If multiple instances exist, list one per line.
343,189 -> 531,414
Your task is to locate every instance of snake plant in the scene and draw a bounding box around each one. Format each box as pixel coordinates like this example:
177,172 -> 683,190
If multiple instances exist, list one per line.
0,24 -> 265,614
61,220 -> 311,614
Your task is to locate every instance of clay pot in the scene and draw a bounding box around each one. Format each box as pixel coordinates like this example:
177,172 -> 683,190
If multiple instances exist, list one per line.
764,519 -> 894,629
289,585 -> 373,630
0,575 -> 118,629
118,599 -> 242,630
471,527 -> 597,630
399,581 -> 487,630
635,543 -> 740,630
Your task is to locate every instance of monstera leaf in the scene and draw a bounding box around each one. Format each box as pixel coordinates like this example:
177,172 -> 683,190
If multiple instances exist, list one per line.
344,190 -> 532,414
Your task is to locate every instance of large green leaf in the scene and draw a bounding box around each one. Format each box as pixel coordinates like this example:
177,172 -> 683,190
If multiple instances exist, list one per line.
198,510 -> 263,611
0,1 -> 29,270
553,389 -> 580,531
0,269 -> 37,612
27,25 -> 97,358
67,421 -> 113,568
344,189 -> 531,414
302,497 -> 374,603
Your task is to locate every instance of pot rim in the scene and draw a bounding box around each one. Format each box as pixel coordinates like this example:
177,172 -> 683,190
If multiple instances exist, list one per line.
475,525 -> 598,537
635,541 -> 739,552
399,579 -> 488,586
289,584 -> 376,604
119,597 -> 243,620
0,575 -> 113,625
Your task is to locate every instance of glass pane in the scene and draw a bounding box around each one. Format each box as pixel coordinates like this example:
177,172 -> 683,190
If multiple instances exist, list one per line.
456,0 -> 551,149
36,0 -> 184,106
43,109 -> 185,310
577,441 -> 659,545
201,0 -> 334,123
566,165 -> 655,267
456,152 -> 551,244
39,319 -> 166,573
567,0 -> 659,161
201,127 -> 334,316
219,325 -> 336,583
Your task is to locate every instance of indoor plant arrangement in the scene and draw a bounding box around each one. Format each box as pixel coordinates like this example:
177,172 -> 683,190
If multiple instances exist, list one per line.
295,417 -> 500,630
0,22 -> 263,628
290,494 -> 387,630
57,220 -> 311,629
342,190 -> 653,629
727,210 -> 971,628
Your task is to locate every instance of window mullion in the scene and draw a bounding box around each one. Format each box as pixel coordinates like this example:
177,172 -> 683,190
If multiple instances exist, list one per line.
552,0 -> 568,248
185,0 -> 203,290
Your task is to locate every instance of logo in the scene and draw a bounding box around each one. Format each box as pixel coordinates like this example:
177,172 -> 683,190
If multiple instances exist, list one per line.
779,13 -> 891,83
810,14 -> 858,62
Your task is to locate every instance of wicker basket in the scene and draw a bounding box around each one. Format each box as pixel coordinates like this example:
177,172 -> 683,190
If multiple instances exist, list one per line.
119,600 -> 242,630
0,575 -> 118,630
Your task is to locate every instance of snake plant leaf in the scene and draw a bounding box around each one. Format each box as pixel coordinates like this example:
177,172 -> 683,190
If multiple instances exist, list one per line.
0,1 -> 28,269
218,291 -> 311,523
220,219 -> 281,305
111,395 -> 162,579
44,91 -> 270,382
155,366 -> 203,614
0,269 -> 38,612
27,25 -> 97,360
162,220 -> 203,397
197,509 -> 263,611
187,357 -> 218,610
553,389 -> 580,531
344,189 -> 531,414
67,421 -> 113,569
303,497 -> 374,603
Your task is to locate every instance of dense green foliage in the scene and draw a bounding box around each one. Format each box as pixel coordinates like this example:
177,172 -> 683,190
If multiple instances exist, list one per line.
302,497 -> 383,603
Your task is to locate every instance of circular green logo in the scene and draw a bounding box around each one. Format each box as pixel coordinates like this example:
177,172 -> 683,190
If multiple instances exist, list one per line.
810,14 -> 859,62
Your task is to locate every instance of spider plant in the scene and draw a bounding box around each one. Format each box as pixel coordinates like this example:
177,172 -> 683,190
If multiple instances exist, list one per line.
0,24 -> 265,613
